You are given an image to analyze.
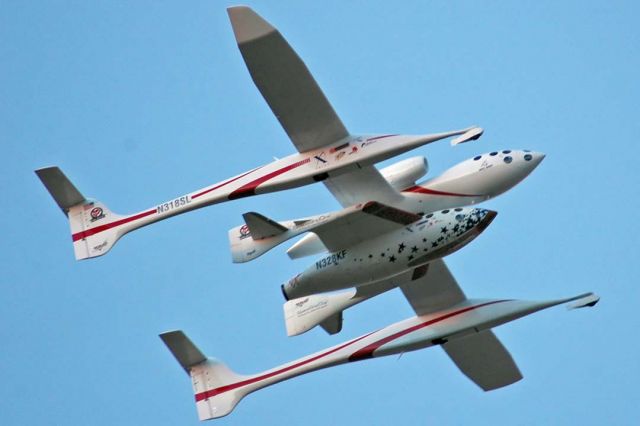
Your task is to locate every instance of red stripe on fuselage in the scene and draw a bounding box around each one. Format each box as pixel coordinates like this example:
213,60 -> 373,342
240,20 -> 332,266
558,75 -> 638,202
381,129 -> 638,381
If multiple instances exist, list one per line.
191,167 -> 262,200
366,134 -> 398,142
228,158 -> 311,200
403,185 -> 481,198
71,167 -> 263,242
71,209 -> 157,242
348,300 -> 508,362
194,301 -> 510,402
194,331 -> 375,402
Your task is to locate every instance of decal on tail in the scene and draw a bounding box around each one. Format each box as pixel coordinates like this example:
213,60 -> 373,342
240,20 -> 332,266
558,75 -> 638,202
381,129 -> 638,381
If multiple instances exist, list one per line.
36,166 -> 125,260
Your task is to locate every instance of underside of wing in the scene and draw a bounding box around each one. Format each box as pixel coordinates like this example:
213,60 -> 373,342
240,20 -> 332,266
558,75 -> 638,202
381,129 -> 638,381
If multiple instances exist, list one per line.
227,6 -> 349,153
442,330 -> 523,391
230,201 -> 420,262
399,259 -> 466,316
312,201 -> 420,252
399,260 -> 522,390
323,166 -> 405,208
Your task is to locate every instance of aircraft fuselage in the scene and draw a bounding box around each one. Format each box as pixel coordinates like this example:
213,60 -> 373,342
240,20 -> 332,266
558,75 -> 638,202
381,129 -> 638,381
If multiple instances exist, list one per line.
282,207 -> 496,299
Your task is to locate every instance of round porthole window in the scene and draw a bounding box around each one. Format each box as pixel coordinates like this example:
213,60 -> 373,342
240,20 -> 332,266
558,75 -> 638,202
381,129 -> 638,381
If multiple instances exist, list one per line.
504,156 -> 513,164
524,154 -> 533,161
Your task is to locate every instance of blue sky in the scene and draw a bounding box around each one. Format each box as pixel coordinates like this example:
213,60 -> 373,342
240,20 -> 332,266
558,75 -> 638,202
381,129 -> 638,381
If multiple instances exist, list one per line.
2,1 -> 639,424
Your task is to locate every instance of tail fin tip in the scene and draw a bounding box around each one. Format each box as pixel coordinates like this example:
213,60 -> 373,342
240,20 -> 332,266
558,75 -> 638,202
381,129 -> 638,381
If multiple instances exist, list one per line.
242,211 -> 288,240
159,331 -> 248,421
160,330 -> 207,374
35,166 -> 86,214
36,166 -> 125,260
229,212 -> 291,263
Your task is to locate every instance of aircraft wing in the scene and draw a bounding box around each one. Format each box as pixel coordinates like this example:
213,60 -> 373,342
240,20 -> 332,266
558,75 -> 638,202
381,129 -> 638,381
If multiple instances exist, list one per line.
230,201 -> 420,262
310,201 -> 419,252
323,166 -> 405,207
400,259 -> 522,390
442,330 -> 522,391
399,259 -> 466,315
228,6 -> 349,153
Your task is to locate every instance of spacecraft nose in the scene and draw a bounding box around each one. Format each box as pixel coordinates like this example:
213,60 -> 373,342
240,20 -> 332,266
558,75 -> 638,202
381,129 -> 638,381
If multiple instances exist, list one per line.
523,151 -> 546,168
455,208 -> 497,235
476,209 -> 498,233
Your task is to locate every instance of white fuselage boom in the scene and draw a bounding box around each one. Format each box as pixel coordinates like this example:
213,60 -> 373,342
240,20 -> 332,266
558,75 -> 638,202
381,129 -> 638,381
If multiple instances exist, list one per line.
65,130 -> 496,259
179,293 -> 597,420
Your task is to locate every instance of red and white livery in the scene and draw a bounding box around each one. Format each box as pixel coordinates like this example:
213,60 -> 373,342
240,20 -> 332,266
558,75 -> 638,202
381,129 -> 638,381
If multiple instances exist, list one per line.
161,266 -> 599,420
35,6 -> 543,260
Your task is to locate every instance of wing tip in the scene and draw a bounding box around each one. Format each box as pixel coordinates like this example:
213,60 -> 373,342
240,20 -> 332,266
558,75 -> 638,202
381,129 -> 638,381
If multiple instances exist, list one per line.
566,293 -> 600,310
451,127 -> 484,146
227,5 -> 276,44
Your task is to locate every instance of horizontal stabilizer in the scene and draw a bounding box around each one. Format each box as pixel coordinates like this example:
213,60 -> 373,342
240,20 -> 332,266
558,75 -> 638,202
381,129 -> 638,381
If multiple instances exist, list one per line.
35,166 -> 86,214
443,330 -> 522,391
243,212 -> 288,240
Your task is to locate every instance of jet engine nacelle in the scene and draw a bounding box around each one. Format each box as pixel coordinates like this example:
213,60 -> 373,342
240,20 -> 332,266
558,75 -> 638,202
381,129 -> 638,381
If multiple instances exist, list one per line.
380,156 -> 429,191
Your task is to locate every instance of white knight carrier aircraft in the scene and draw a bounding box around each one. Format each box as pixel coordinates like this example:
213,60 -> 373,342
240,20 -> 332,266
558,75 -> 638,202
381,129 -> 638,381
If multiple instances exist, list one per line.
34,5 -> 596,420
157,6 -> 594,421
161,290 -> 600,421
35,6 -> 543,261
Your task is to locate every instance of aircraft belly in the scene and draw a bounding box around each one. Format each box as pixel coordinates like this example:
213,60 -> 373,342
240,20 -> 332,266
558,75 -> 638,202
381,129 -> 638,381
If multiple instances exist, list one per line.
371,304 -> 498,358
249,133 -> 469,197
286,208 -> 494,299
372,299 -> 559,358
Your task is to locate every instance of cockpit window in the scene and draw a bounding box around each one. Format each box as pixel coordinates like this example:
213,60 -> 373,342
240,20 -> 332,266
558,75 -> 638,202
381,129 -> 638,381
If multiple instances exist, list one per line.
502,150 -> 511,154
524,154 -> 533,161
490,151 -> 498,156
504,156 -> 513,164
442,210 -> 450,214
426,213 -> 434,218
473,155 -> 482,161
454,207 -> 463,211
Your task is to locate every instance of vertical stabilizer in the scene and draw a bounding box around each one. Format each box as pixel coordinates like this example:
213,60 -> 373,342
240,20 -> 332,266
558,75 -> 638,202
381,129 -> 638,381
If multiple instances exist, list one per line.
36,166 -> 125,260
159,331 -> 249,421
